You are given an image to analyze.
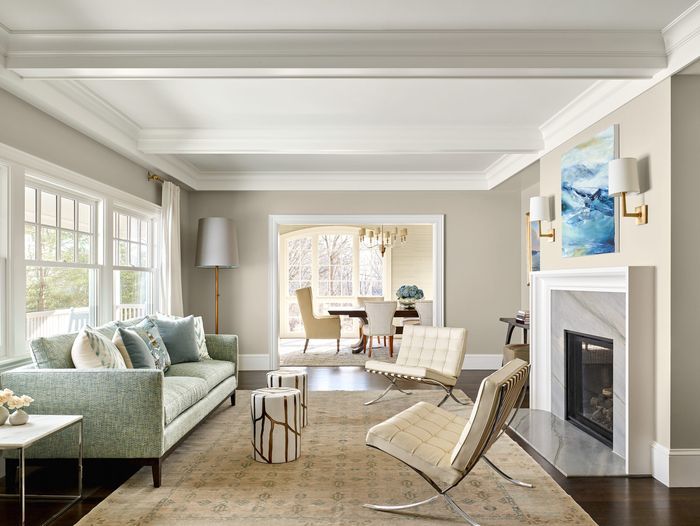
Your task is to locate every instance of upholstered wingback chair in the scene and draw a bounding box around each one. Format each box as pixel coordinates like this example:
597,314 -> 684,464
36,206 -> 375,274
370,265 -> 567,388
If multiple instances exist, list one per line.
295,287 -> 341,353
362,301 -> 397,357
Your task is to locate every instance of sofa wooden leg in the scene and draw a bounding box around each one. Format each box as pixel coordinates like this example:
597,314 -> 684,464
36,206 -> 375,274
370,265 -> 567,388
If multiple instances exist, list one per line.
152,458 -> 162,488
303,339 -> 309,353
230,391 -> 236,406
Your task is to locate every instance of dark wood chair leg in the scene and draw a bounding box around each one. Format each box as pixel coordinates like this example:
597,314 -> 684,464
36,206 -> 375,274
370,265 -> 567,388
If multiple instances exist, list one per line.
151,458 -> 162,488
389,335 -> 394,357
230,391 -> 236,406
303,339 -> 309,353
336,339 -> 340,353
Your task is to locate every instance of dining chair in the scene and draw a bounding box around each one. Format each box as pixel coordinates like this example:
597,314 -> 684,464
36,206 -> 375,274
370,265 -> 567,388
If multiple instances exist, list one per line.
363,301 -> 397,358
357,297 -> 386,346
295,287 -> 341,353
415,300 -> 433,326
364,359 -> 531,525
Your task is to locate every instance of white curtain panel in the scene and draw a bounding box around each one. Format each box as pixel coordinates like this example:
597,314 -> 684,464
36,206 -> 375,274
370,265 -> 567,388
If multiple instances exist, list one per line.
158,181 -> 184,316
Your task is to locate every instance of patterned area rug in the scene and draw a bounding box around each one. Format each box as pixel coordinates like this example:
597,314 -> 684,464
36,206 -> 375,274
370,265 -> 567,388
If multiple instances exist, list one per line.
78,390 -> 596,525
279,338 -> 398,366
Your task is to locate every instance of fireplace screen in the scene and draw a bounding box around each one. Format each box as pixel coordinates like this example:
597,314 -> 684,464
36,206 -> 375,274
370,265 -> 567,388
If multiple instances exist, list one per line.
565,330 -> 614,446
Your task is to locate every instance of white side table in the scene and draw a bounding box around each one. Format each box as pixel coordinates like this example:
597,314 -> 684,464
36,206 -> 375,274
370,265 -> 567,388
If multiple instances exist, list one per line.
251,387 -> 301,463
0,415 -> 83,526
266,368 -> 308,427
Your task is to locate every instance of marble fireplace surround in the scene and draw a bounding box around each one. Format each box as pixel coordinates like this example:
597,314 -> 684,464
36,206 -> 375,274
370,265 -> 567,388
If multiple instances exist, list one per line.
530,267 -> 654,475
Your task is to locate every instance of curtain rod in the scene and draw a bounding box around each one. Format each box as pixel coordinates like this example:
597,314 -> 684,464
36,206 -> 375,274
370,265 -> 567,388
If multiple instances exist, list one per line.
147,172 -> 165,184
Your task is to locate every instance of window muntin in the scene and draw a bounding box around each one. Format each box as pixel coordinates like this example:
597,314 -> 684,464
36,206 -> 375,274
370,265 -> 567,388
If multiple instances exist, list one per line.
281,227 -> 387,338
112,209 -> 156,321
24,182 -> 98,339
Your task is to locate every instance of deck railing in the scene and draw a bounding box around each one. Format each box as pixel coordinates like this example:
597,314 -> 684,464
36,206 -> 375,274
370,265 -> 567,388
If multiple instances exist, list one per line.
25,304 -> 148,340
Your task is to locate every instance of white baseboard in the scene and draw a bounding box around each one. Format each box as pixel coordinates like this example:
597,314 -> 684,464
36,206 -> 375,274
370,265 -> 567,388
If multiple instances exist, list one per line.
238,354 -> 271,371
461,354 -> 501,370
652,442 -> 700,487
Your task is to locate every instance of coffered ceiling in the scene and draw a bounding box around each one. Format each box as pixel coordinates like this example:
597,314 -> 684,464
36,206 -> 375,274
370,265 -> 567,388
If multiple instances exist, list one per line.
0,0 -> 698,190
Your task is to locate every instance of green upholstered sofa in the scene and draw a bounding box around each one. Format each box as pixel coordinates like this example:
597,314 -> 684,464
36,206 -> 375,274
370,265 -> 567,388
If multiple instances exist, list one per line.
0,331 -> 238,487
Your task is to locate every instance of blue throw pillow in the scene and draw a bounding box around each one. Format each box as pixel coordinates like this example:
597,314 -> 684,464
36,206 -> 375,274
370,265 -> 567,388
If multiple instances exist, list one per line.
125,317 -> 171,371
115,328 -> 156,369
152,315 -> 200,364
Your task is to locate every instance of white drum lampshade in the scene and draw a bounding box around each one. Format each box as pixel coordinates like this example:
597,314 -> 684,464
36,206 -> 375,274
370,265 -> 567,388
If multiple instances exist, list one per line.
195,217 -> 239,268
608,158 -> 640,196
529,196 -> 553,222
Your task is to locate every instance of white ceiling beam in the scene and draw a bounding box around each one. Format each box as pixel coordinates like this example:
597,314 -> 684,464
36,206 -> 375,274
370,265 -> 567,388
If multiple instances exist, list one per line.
137,127 -> 543,155
195,171 -> 489,191
4,29 -> 666,79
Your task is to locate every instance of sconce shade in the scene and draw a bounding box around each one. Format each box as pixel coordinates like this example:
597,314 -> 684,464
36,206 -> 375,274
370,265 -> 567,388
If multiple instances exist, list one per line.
608,158 -> 640,196
529,196 -> 553,222
195,217 -> 239,268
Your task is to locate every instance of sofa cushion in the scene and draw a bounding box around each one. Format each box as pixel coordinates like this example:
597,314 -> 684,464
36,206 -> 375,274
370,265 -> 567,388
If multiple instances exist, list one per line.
30,333 -> 77,369
163,376 -> 209,425
155,314 -> 211,360
71,327 -> 127,369
165,359 -> 235,391
113,328 -> 157,369
128,318 -> 171,372
152,315 -> 199,364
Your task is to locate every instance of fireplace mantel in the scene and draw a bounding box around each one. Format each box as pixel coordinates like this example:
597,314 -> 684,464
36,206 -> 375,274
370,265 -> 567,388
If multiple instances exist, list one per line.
530,266 -> 654,475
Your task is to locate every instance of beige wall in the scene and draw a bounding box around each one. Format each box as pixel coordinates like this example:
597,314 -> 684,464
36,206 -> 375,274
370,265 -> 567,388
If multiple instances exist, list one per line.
670,75 -> 700,449
183,191 -> 522,362
539,79 -> 672,447
391,225 -> 433,300
0,88 -> 159,205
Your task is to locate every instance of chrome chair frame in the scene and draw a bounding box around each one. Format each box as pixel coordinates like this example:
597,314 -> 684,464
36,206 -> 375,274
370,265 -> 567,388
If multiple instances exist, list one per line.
364,369 -> 469,407
364,366 -> 531,525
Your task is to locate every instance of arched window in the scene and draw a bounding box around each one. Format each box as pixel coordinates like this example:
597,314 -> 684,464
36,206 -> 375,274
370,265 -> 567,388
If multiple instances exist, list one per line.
280,226 -> 389,338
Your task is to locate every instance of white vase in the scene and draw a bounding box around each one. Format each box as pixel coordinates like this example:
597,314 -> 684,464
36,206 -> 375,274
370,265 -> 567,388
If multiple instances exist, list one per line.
0,406 -> 8,425
9,409 -> 29,426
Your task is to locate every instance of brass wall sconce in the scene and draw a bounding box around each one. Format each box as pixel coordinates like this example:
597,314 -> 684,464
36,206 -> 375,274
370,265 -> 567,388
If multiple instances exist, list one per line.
529,195 -> 556,242
608,158 -> 648,225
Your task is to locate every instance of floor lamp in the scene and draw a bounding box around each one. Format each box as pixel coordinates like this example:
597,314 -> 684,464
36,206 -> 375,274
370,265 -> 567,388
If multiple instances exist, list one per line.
195,217 -> 239,334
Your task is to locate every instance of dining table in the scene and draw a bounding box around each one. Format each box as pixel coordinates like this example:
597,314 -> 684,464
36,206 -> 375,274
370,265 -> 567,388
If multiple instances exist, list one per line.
326,307 -> 420,354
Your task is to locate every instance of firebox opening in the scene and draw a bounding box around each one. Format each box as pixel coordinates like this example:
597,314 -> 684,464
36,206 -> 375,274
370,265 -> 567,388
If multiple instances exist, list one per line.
565,330 -> 614,448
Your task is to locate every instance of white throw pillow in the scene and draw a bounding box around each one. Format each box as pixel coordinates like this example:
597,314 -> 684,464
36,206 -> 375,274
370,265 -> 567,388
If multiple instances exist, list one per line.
154,313 -> 211,360
71,327 -> 127,369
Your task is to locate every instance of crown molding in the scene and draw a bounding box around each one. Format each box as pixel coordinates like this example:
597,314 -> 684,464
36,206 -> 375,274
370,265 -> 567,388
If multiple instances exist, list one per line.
137,126 -> 543,155
196,170 -> 488,191
0,69 -> 200,188
485,152 -> 542,189
3,29 -> 665,79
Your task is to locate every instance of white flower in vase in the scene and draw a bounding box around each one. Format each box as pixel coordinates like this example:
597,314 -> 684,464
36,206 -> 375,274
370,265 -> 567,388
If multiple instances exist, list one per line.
7,394 -> 34,426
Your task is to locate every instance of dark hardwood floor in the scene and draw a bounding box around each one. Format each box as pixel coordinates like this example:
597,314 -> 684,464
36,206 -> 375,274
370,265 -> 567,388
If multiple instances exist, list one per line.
2,367 -> 699,525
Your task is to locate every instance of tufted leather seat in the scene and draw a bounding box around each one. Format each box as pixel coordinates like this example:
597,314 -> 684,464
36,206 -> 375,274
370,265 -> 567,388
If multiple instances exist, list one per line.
364,325 -> 468,405
364,359 -> 531,524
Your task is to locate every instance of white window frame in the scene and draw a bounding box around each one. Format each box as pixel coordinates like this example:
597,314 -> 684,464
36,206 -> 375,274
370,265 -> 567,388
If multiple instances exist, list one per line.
24,176 -> 101,337
279,226 -> 391,339
0,163 -> 9,360
112,206 -> 159,321
0,142 -> 161,364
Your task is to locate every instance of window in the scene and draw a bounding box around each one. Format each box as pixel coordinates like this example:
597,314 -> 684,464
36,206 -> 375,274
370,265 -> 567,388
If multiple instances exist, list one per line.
280,227 -> 387,338
24,182 -> 98,339
113,209 -> 156,321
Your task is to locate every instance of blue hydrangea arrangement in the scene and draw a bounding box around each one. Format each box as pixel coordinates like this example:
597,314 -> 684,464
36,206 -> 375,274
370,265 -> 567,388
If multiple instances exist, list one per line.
396,285 -> 424,301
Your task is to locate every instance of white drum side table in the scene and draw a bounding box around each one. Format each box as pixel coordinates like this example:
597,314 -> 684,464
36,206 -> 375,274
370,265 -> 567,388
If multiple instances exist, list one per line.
0,415 -> 83,526
266,368 -> 308,427
251,387 -> 301,463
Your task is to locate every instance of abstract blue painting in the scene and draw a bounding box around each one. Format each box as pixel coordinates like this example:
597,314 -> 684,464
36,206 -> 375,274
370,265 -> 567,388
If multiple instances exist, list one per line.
561,125 -> 617,257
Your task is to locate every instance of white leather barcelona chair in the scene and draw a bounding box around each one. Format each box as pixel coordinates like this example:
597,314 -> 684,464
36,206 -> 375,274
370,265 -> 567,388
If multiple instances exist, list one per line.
364,359 -> 531,525
364,325 -> 468,406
